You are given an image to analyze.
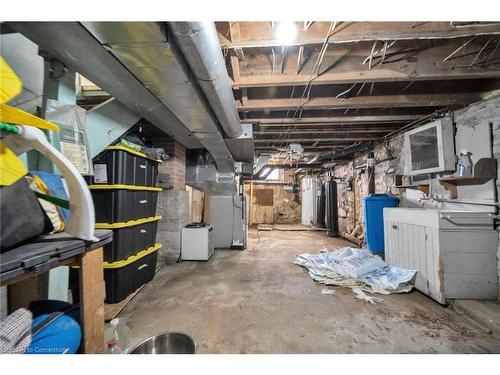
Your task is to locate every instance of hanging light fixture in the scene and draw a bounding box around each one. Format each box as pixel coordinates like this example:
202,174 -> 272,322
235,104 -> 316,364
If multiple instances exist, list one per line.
276,22 -> 297,46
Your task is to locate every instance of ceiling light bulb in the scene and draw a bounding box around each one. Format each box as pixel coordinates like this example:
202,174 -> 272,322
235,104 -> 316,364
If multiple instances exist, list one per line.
276,22 -> 297,46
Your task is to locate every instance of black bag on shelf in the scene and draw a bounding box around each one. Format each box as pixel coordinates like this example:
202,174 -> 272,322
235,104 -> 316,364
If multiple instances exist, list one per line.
0,177 -> 54,251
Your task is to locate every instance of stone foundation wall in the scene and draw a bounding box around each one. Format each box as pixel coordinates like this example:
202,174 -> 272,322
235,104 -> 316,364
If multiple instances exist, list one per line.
331,95 -> 500,298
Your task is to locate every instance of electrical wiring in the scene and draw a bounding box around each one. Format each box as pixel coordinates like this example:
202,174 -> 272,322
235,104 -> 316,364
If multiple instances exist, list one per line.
272,21 -> 338,151
248,228 -> 261,253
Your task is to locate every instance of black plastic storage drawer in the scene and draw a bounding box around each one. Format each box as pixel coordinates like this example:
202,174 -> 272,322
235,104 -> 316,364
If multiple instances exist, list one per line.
104,244 -> 160,304
91,188 -> 160,223
99,217 -> 161,262
90,146 -> 159,187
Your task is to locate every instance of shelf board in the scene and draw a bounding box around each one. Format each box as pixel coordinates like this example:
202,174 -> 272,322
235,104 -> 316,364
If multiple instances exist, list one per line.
438,175 -> 495,199
396,183 -> 430,195
438,176 -> 494,186
395,184 -> 429,188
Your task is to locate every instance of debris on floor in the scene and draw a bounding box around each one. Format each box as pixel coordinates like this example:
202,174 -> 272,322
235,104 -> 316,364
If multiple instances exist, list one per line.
294,247 -> 416,298
321,288 -> 336,295
352,288 -> 384,304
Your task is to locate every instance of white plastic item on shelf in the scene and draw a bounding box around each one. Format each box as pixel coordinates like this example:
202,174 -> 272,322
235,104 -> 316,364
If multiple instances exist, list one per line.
3,125 -> 96,241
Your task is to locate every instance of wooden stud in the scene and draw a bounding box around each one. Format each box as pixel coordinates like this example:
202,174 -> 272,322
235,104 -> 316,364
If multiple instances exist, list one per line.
7,276 -> 38,313
241,88 -> 248,106
230,55 -> 241,83
78,247 -> 104,354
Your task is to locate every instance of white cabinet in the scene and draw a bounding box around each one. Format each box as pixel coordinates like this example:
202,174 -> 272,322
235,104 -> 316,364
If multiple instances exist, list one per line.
384,208 -> 498,304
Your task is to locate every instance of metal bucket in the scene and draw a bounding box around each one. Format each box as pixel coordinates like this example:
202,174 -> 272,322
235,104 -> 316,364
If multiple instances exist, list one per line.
128,332 -> 196,354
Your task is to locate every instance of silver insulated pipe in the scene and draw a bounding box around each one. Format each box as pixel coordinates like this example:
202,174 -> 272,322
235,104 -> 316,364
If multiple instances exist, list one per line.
168,22 -> 243,139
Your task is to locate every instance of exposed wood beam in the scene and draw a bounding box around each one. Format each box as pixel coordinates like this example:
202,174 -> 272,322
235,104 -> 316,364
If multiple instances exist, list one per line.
230,54 -> 240,83
241,87 -> 248,106
255,124 -> 404,131
255,144 -> 357,150
236,93 -> 484,111
233,68 -> 500,88
254,127 -> 397,134
218,22 -> 500,49
228,22 -> 245,60
249,114 -> 424,124
254,136 -> 380,142
230,39 -> 500,87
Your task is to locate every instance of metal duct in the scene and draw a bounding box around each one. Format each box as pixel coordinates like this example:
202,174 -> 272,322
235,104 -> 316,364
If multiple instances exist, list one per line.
253,162 -> 322,179
168,22 -> 243,139
7,22 -> 199,149
186,150 -> 237,195
81,22 -> 235,173
294,153 -> 320,175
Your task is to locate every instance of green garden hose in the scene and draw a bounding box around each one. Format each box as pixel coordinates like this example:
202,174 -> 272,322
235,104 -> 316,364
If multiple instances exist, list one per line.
0,122 -> 21,134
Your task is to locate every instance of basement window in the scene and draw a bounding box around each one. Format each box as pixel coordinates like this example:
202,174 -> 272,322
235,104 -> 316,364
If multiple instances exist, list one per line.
266,169 -> 280,181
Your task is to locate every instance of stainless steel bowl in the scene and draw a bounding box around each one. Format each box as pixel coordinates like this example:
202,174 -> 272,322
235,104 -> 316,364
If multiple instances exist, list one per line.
128,332 -> 196,354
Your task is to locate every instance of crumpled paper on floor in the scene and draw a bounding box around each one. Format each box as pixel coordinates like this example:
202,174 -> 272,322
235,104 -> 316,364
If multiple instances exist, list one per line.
321,288 -> 336,295
352,288 -> 384,304
294,247 -> 416,299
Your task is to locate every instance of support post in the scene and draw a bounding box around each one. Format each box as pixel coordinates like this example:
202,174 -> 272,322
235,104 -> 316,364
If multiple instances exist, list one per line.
78,247 -> 104,354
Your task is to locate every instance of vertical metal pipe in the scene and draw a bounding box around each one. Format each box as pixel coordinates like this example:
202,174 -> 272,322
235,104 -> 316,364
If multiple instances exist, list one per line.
315,182 -> 326,228
325,177 -> 339,237
367,151 -> 375,195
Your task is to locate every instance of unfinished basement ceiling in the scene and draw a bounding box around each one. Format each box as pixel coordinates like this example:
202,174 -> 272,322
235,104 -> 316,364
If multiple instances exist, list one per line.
215,21 -> 500,157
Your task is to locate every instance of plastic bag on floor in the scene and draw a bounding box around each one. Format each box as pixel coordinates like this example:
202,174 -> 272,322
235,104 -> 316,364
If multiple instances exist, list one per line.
294,246 -> 416,296
331,248 -> 386,278
360,266 -> 416,294
321,288 -> 336,295
352,288 -> 384,304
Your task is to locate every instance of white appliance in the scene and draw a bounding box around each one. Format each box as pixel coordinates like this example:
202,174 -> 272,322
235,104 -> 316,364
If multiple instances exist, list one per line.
384,208 -> 498,304
181,223 -> 214,261
208,194 -> 247,249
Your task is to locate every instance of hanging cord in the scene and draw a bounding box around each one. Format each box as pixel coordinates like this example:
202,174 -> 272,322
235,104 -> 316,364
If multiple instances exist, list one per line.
272,21 -> 338,150
248,228 -> 261,253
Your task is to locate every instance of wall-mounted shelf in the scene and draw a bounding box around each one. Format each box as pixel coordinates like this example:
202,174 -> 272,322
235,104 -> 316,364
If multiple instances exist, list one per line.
395,183 -> 430,195
438,158 -> 497,199
395,175 -> 430,195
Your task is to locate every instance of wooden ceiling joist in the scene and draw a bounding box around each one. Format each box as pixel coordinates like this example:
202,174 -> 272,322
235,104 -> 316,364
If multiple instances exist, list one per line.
249,114 -> 424,124
218,22 -> 500,49
254,127 -> 399,134
233,68 -> 500,88
236,92 -> 484,111
254,136 -> 380,142
230,39 -> 500,88
217,22 -> 500,154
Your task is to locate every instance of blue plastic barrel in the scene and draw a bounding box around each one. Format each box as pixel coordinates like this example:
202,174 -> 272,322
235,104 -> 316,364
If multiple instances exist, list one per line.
362,193 -> 399,254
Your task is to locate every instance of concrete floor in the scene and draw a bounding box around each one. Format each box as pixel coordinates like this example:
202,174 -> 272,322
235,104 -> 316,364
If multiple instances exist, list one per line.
118,229 -> 500,353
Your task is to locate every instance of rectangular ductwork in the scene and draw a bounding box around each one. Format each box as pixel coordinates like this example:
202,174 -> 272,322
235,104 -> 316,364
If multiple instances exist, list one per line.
9,22 -> 254,191
81,22 -> 236,173
7,22 -> 199,149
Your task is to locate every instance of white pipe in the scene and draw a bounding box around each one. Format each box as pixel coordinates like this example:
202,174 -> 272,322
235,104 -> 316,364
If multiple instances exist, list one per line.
434,197 -> 500,207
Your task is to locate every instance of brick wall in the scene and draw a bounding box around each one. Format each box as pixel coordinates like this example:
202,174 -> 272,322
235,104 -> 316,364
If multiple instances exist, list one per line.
155,139 -> 186,191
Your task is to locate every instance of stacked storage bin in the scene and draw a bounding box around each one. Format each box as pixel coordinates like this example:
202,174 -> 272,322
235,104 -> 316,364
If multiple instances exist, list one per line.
88,145 -> 163,303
